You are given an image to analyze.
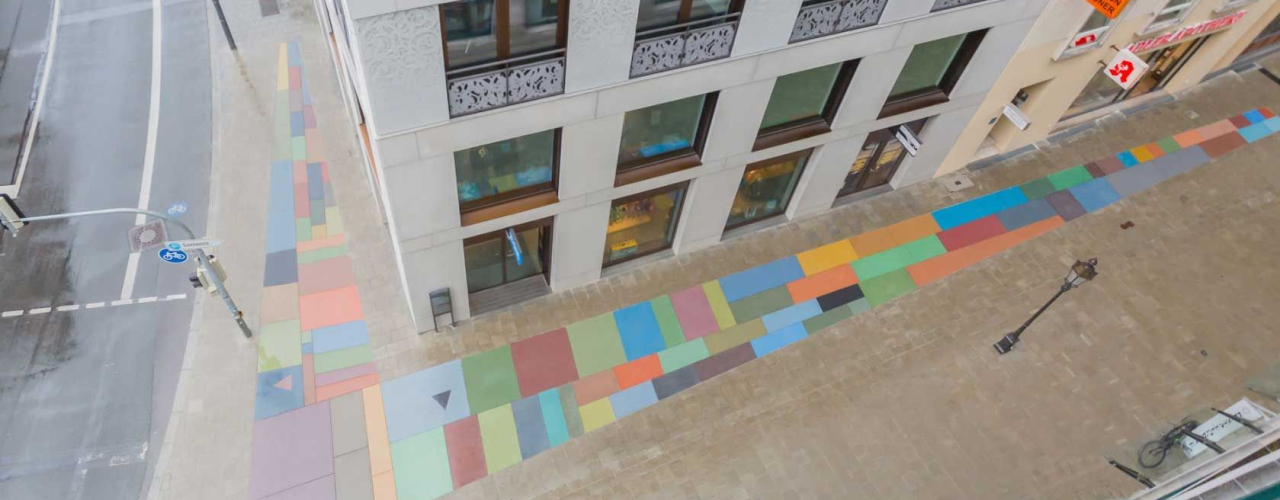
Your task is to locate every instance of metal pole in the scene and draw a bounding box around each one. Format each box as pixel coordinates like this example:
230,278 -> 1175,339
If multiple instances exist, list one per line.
14,207 -> 253,337
210,0 -> 237,51
1009,282 -> 1072,341
1106,458 -> 1156,489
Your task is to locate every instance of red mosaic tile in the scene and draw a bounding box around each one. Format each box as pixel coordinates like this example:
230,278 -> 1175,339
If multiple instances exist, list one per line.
511,328 -> 579,398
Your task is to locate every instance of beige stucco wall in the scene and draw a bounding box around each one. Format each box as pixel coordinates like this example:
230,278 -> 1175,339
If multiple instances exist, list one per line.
938,0 -> 1280,177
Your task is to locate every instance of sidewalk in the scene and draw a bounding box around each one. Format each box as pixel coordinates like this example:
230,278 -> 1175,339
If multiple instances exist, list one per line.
152,0 -> 1280,497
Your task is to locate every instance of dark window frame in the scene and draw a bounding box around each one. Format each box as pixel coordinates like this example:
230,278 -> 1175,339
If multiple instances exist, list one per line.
880,29 -> 988,119
440,0 -> 570,73
462,217 -> 555,294
615,92 -> 719,187
754,59 -> 860,152
838,119 -> 926,198
456,128 -> 563,216
602,181 -> 691,267
724,148 -> 811,231
636,0 -> 746,35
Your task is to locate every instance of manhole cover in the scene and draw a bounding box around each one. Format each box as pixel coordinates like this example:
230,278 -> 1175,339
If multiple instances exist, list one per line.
127,220 -> 169,252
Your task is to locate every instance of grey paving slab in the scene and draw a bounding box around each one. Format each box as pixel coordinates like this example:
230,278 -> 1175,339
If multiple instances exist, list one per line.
1044,190 -> 1087,222
1159,145 -> 1212,176
329,391 -> 367,457
263,250 -> 298,287
995,198 -> 1057,231
652,365 -> 700,400
334,450 -> 373,500
512,395 -> 550,459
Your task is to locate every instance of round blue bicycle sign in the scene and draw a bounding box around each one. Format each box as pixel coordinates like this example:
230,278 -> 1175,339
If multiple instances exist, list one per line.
158,248 -> 188,264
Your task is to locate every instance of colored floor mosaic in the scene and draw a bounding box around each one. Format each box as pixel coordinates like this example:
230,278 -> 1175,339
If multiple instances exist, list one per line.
245,42 -> 1280,500
253,41 -> 378,420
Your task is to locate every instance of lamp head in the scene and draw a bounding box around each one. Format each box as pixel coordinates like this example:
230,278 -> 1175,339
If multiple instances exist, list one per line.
1066,258 -> 1098,287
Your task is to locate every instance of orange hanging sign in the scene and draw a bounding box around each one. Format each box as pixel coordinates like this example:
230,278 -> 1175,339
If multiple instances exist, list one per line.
1084,0 -> 1132,19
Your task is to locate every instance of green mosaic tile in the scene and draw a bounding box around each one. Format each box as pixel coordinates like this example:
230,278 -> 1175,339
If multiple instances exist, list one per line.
291,136 -> 307,161
313,344 -> 373,373
901,235 -> 946,264
391,427 -> 453,499
461,345 -> 521,414
300,330 -> 312,344
649,296 -> 686,349
1047,166 -> 1093,191
847,298 -> 870,316
326,207 -> 344,235
478,404 -> 521,473
658,338 -> 709,373
297,245 -> 346,264
258,319 -> 301,373
861,269 -> 918,307
703,319 -> 767,355
1156,136 -> 1181,154
802,304 -> 854,333
557,385 -> 584,438
852,246 -> 913,280
1020,177 -> 1057,200
295,217 -> 311,242
728,286 -> 794,324
566,313 -> 626,377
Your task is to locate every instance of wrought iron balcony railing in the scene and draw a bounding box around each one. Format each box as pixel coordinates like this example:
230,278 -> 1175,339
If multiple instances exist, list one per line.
932,0 -> 990,12
630,15 -> 739,78
446,50 -> 566,118
790,0 -> 888,43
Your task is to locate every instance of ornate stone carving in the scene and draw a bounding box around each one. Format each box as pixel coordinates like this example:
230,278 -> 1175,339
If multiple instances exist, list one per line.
684,23 -> 736,66
932,0 -> 988,12
790,1 -> 842,43
507,58 -> 566,105
357,7 -> 442,91
631,35 -> 686,77
448,72 -> 508,117
790,0 -> 887,43
837,0 -> 887,32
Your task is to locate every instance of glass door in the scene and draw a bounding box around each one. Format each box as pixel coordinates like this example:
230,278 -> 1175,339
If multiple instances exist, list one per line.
839,119 -> 925,197
463,220 -> 552,293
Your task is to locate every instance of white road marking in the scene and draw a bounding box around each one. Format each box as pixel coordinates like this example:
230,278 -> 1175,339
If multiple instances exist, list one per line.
111,299 -> 134,306
119,0 -> 164,301
56,305 -> 80,311
2,310 -> 23,317
0,0 -> 63,198
85,302 -> 105,309
29,307 -> 51,315
137,297 -> 157,303
3,293 -> 191,317
162,294 -> 187,300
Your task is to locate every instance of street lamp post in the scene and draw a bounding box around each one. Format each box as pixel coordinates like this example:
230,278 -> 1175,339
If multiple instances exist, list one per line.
993,258 -> 1098,355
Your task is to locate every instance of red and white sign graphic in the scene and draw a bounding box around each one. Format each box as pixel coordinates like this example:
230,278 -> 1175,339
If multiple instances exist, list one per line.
1104,49 -> 1149,90
1073,33 -> 1098,47
1127,11 -> 1248,53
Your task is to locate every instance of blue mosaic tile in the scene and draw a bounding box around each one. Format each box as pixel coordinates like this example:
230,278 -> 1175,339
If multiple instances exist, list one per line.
719,257 -> 805,302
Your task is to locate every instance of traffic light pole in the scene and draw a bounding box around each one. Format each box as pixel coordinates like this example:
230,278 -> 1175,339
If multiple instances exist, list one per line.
11,207 -> 253,338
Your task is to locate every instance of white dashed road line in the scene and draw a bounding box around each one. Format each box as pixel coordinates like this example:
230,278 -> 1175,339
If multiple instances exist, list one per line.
0,294 -> 188,319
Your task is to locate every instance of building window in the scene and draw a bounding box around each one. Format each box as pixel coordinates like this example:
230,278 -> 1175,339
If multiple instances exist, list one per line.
1060,9 -> 1115,59
1145,0 -> 1197,34
725,150 -> 810,229
615,93 -> 717,186
442,0 -> 569,117
442,0 -> 567,70
631,0 -> 744,77
603,182 -> 688,266
881,30 -> 987,118
1219,0 -> 1257,11
455,129 -> 559,212
755,60 -> 858,151
463,220 -> 552,293
839,119 -> 925,197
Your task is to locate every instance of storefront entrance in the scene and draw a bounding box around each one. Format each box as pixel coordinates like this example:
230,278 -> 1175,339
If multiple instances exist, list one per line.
463,219 -> 552,294
603,182 -> 688,266
838,119 -> 926,198
1065,36 -> 1209,119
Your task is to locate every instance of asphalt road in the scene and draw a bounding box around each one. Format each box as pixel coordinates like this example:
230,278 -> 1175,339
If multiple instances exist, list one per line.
0,0 -> 212,498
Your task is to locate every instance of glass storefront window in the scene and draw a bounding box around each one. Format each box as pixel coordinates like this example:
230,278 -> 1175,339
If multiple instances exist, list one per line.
726,150 -> 809,228
464,223 -> 549,293
889,34 -> 966,97
759,62 -> 843,130
617,94 -> 708,167
840,119 -> 925,197
454,129 -> 557,208
603,184 -> 687,265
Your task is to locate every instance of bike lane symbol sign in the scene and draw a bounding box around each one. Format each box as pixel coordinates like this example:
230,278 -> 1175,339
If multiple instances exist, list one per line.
158,247 -> 189,264
167,202 -> 189,216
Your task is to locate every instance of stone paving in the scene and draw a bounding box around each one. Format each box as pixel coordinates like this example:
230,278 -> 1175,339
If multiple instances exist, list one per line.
151,0 -> 1280,497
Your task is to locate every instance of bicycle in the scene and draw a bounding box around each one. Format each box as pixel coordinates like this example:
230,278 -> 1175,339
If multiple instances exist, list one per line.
1138,420 -> 1200,468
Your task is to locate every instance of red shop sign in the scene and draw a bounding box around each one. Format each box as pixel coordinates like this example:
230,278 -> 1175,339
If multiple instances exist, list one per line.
1127,11 -> 1248,53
